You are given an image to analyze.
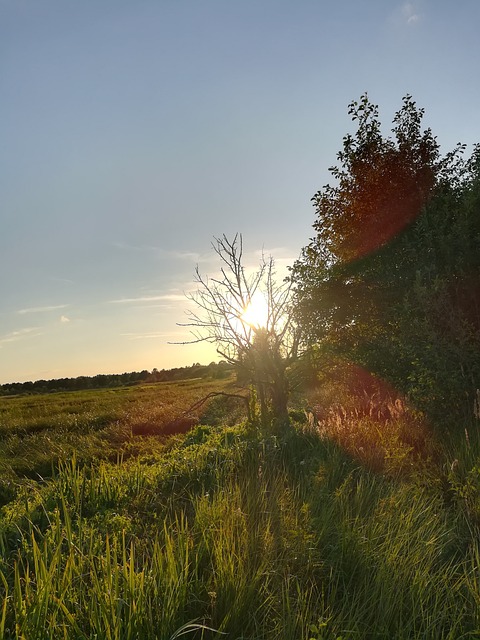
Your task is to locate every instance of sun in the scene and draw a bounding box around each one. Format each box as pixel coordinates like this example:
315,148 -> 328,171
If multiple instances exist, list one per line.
241,292 -> 269,329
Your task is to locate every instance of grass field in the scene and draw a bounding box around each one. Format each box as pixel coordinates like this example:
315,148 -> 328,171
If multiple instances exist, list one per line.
1,377 -> 480,639
0,377 -> 239,503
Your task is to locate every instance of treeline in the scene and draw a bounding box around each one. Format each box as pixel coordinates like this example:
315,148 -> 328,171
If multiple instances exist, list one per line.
292,94 -> 480,424
0,361 -> 233,396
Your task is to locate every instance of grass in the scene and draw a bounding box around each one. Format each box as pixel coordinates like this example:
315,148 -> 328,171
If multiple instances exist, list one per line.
0,377 -> 236,503
1,377 -> 480,638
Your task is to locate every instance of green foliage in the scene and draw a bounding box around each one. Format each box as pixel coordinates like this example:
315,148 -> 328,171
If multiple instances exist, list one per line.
292,94 -> 480,424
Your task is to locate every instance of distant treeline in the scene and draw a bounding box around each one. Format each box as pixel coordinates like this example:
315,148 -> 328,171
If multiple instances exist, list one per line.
0,361 -> 233,396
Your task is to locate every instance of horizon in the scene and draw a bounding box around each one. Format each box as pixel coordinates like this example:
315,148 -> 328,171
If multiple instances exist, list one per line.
0,359 -> 229,387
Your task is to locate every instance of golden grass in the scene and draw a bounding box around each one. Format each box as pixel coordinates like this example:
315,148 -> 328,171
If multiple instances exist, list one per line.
304,363 -> 438,475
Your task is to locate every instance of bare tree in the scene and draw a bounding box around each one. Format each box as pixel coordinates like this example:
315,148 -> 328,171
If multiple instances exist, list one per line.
178,234 -> 302,429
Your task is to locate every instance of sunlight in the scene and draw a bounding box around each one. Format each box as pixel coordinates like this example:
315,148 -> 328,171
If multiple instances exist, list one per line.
241,292 -> 269,329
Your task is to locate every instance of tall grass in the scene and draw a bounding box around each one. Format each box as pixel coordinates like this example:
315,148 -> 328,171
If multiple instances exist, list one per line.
0,378 -> 236,505
1,414 -> 480,639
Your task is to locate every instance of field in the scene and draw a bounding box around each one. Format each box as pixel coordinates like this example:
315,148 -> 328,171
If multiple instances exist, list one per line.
0,376 -> 239,501
1,376 -> 480,639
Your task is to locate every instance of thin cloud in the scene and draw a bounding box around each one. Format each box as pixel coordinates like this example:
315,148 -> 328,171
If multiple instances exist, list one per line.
388,2 -> 422,28
18,304 -> 69,315
60,315 -> 71,323
167,249 -> 212,263
0,327 -> 42,347
48,277 -> 74,284
401,2 -> 421,25
112,241 -> 210,263
121,331 -> 185,340
108,294 -> 186,304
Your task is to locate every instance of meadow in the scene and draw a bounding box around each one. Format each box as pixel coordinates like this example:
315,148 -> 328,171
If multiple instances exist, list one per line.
1,376 -> 480,639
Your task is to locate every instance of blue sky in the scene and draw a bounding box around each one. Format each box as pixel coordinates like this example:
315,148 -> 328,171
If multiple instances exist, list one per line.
1,0 -> 479,383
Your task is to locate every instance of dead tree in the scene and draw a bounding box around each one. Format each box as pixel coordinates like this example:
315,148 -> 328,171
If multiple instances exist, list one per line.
176,234 -> 302,431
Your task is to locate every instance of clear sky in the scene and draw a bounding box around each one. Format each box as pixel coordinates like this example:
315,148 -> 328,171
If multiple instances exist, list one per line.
1,0 -> 479,384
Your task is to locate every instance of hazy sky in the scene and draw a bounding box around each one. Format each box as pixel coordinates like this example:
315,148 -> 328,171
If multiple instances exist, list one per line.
1,0 -> 479,384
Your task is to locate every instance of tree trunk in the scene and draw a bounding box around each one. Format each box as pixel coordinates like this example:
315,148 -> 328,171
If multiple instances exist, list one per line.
257,381 -> 269,430
270,379 -> 290,430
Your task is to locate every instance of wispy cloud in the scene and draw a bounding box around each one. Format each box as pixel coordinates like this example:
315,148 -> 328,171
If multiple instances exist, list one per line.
108,294 -> 185,304
60,315 -> 71,323
165,249 -> 215,264
48,277 -> 74,285
388,2 -> 423,28
112,241 -> 210,263
121,331 -> 185,340
0,327 -> 42,347
18,304 -> 69,315
401,2 -> 421,25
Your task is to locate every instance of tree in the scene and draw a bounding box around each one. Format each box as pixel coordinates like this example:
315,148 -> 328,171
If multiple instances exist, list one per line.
291,95 -> 442,355
291,94 -> 480,423
179,234 -> 302,430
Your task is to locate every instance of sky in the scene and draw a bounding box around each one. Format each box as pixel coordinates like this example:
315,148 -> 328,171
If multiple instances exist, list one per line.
1,0 -> 479,384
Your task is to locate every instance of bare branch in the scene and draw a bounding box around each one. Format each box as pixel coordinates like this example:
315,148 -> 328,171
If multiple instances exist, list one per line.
173,234 -> 304,427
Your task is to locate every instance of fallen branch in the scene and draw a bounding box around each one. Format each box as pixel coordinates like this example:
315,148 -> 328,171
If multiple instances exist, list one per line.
181,391 -> 251,421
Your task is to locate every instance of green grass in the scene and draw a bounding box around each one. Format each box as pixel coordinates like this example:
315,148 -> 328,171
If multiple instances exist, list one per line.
0,378 -> 236,503
1,380 -> 480,638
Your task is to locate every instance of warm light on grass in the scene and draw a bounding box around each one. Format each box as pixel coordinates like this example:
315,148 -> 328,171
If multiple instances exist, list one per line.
241,292 -> 269,329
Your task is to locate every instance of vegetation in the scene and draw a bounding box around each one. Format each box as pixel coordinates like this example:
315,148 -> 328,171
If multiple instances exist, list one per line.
291,94 -> 480,424
0,362 -> 233,397
0,377 -> 236,505
1,378 -> 480,639
0,94 -> 479,638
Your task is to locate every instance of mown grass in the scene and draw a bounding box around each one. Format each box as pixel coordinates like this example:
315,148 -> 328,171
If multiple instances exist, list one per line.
1,379 -> 480,638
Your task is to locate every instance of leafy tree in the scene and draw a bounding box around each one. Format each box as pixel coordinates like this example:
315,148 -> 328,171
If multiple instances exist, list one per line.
179,234 -> 302,430
292,94 -> 480,423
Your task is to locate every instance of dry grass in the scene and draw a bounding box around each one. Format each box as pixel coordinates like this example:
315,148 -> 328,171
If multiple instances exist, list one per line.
125,379 -> 247,437
304,363 -> 438,475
